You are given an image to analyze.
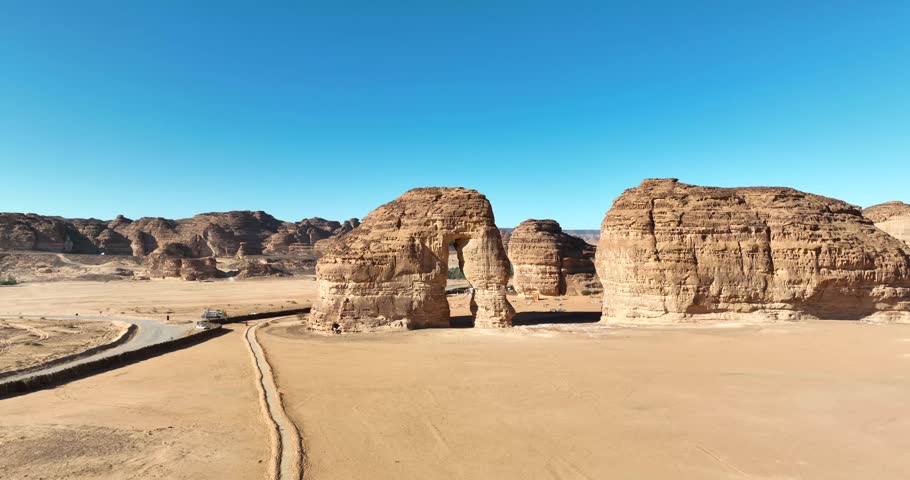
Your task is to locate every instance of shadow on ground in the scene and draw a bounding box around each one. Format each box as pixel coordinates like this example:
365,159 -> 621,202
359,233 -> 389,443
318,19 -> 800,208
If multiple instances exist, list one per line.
449,311 -> 600,328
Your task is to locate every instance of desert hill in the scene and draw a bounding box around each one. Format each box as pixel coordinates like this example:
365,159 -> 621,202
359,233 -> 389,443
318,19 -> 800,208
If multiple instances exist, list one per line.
0,211 -> 358,257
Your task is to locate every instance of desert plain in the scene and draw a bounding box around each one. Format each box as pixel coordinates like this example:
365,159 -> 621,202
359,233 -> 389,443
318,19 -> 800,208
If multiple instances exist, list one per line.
1,276 -> 909,479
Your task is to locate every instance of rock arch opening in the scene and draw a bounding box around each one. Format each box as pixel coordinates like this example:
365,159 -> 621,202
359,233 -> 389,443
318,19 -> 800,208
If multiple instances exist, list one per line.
310,187 -> 515,333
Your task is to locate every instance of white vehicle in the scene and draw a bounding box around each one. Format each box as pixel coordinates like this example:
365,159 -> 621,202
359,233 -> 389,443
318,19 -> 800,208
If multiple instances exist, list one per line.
200,309 -> 227,321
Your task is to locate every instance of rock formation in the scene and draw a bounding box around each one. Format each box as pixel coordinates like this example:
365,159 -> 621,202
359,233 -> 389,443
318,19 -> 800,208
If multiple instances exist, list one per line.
597,179 -> 910,323
146,244 -> 219,281
507,219 -> 601,296
0,214 -> 81,252
864,201 -> 910,246
310,187 -> 514,332
0,211 -> 357,258
236,258 -> 283,279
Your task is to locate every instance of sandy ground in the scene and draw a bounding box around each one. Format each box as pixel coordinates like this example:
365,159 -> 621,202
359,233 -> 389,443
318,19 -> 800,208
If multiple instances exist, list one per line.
260,319 -> 910,480
0,277 -> 317,322
0,324 -> 269,480
0,317 -> 128,375
4,279 -> 910,479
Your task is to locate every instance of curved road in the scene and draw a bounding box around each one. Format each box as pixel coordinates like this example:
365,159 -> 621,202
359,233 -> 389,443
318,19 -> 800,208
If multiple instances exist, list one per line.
246,321 -> 304,480
0,313 -> 196,383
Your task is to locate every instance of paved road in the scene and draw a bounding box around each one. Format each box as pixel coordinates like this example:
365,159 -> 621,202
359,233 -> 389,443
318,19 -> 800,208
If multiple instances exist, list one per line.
246,321 -> 304,480
0,313 -> 196,383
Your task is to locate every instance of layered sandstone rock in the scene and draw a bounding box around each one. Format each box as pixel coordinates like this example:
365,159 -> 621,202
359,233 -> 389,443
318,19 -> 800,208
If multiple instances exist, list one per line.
146,244 -> 219,281
310,187 -> 514,332
235,258 -> 283,279
864,202 -> 910,246
507,219 -> 601,296
0,211 -> 356,257
147,255 -> 219,281
597,179 -> 910,323
501,228 -> 599,251
0,214 -> 79,252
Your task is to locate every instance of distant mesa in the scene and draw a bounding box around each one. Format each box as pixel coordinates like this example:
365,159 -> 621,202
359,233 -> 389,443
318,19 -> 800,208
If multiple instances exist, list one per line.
310,187 -> 514,333
507,219 -> 601,296
597,179 -> 910,323
864,201 -> 910,246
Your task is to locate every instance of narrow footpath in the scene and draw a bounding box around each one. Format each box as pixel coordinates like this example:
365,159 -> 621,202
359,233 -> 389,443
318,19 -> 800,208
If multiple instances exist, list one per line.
246,321 -> 304,480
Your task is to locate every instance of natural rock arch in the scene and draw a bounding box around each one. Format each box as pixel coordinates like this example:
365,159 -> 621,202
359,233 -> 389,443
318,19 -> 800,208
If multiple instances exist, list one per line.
310,187 -> 515,332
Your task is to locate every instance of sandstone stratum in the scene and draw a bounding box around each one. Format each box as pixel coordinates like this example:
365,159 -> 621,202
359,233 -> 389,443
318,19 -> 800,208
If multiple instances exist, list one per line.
310,187 -> 515,332
0,211 -> 357,257
864,201 -> 910,246
0,211 -> 357,281
596,179 -> 910,323
507,219 -> 601,296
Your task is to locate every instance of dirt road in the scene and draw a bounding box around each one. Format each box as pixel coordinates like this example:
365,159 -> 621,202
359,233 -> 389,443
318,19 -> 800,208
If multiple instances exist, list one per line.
246,321 -> 304,480
0,314 -> 195,384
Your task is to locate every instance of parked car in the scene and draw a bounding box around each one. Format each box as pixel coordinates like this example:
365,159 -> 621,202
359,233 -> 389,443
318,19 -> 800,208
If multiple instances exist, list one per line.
200,309 -> 227,321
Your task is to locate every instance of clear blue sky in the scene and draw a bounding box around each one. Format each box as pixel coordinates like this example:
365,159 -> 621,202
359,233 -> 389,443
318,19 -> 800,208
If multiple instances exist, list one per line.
1,1 -> 907,228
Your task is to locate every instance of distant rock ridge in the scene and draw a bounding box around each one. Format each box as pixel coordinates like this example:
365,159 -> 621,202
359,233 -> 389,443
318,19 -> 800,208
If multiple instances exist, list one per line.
0,211 -> 359,258
507,219 -> 601,296
596,178 -> 910,323
864,201 -> 910,246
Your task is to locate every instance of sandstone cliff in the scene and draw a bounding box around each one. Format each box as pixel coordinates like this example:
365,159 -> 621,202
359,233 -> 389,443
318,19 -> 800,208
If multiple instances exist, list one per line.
146,243 -> 219,281
0,211 -> 356,257
597,179 -> 910,323
864,202 -> 910,246
310,187 -> 514,332
507,219 -> 601,296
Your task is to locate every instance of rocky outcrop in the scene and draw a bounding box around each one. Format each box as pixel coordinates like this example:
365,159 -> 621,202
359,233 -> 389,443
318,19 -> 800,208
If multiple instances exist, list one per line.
597,179 -> 910,323
501,228 -> 598,252
0,214 -> 79,252
146,244 -> 219,281
0,212 -> 357,258
865,202 -> 910,246
236,258 -> 283,279
507,219 -> 601,296
310,187 -> 514,333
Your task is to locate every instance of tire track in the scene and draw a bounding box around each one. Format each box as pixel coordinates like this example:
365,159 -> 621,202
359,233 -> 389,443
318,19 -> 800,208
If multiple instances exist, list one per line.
246,321 -> 304,480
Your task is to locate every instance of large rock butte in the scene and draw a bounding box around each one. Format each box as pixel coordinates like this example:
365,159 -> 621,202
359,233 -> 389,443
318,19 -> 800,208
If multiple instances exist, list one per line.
310,187 -> 515,332
596,179 -> 910,323
864,201 -> 910,246
507,219 -> 601,296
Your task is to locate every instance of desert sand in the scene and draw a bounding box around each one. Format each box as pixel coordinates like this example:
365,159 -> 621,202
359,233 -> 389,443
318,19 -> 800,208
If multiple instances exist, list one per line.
260,318 -> 910,480
0,277 -> 318,321
3,279 -> 910,479
0,317 -> 128,375
0,323 -> 269,480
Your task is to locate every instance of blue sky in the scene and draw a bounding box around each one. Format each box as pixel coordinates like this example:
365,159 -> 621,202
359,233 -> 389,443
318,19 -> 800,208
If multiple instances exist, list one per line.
1,1 -> 907,228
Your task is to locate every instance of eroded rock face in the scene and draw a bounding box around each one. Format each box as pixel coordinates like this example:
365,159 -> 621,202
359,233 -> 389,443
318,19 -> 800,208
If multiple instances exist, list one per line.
507,219 -> 601,296
0,214 -> 79,252
0,212 -> 356,257
597,179 -> 910,323
235,258 -> 283,279
146,244 -> 219,281
865,202 -> 910,246
310,187 -> 514,332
